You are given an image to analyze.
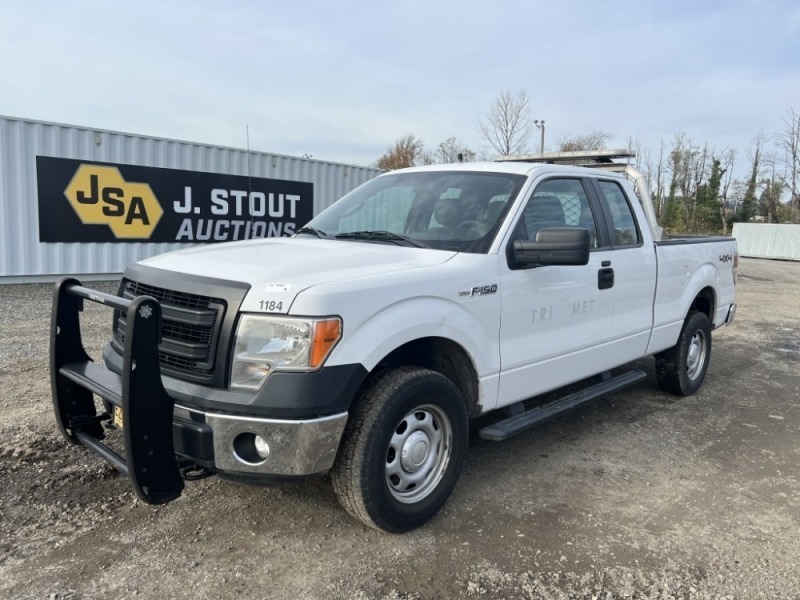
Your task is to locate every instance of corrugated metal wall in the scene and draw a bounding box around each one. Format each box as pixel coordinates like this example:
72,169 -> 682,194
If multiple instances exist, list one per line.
732,223 -> 800,261
0,115 -> 381,279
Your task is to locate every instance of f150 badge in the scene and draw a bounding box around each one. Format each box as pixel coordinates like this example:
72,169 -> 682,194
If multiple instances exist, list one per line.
459,284 -> 498,297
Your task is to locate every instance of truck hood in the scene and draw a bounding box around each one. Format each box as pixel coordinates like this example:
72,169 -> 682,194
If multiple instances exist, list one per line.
137,238 -> 457,312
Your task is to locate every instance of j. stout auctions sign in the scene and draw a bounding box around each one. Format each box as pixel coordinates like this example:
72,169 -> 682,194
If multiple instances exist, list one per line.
37,157 -> 313,243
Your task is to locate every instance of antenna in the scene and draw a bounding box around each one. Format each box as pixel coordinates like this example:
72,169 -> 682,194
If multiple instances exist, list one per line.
246,125 -> 254,238
246,125 -> 253,183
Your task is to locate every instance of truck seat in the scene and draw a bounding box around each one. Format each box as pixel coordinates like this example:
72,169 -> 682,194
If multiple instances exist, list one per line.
524,194 -> 566,240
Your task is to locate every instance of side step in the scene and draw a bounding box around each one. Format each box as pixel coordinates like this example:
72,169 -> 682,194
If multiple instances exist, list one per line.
478,369 -> 647,442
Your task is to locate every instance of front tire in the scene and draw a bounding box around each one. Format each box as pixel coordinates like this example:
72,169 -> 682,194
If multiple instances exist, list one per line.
655,311 -> 712,396
332,366 -> 469,533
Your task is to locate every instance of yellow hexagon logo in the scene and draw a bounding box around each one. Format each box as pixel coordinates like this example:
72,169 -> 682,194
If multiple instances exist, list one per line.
64,164 -> 163,239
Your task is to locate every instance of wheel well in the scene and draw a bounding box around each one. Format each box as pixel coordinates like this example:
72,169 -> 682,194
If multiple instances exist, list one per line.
374,337 -> 480,416
690,287 -> 715,321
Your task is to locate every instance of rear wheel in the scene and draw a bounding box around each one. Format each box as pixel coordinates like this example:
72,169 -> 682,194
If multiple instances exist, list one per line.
332,366 -> 469,532
655,311 -> 712,396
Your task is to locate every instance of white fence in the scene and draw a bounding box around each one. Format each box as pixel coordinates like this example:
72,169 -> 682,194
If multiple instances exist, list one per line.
732,223 -> 800,261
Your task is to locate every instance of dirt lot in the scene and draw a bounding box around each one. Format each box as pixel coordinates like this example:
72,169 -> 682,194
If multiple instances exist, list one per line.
1,257 -> 798,600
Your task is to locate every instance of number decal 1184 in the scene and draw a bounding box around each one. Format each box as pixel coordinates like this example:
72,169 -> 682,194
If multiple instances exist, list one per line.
259,300 -> 284,312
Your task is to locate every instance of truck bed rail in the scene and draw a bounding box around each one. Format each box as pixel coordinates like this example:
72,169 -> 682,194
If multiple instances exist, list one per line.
50,277 -> 184,504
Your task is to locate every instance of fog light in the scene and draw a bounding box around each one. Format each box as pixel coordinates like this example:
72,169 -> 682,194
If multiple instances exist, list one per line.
232,432 -> 270,465
254,435 -> 270,460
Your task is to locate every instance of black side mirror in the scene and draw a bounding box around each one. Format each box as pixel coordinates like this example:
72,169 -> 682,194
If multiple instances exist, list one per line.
512,227 -> 590,268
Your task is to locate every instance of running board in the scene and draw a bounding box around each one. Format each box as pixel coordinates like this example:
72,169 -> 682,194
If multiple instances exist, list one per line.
478,369 -> 647,442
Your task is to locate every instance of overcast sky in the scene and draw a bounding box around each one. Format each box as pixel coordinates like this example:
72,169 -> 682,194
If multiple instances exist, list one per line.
1,1 -> 798,173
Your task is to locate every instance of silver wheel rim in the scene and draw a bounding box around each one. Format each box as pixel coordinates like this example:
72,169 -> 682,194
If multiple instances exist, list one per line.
385,404 -> 453,504
686,329 -> 707,381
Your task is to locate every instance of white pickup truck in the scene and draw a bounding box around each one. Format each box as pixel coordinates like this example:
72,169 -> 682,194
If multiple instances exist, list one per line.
51,151 -> 737,532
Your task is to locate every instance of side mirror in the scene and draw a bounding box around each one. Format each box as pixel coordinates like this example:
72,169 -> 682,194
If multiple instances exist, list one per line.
512,227 -> 590,268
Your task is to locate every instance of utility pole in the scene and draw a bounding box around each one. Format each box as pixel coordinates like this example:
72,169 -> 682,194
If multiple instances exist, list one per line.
533,120 -> 545,153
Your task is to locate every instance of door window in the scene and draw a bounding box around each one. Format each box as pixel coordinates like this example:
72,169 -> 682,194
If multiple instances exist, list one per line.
518,178 -> 600,248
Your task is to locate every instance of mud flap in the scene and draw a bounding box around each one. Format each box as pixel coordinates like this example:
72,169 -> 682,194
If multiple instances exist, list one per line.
50,277 -> 184,504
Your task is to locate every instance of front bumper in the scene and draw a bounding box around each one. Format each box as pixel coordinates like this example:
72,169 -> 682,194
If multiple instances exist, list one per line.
174,404 -> 347,476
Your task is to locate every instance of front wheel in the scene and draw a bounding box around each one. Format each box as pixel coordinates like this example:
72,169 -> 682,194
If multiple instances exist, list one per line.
331,366 -> 469,532
655,311 -> 712,396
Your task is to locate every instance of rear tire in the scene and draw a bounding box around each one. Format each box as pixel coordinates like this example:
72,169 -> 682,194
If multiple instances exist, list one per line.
655,311 -> 712,396
331,366 -> 469,533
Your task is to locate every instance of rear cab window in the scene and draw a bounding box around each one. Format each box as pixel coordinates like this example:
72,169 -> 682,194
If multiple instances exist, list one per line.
595,180 -> 641,247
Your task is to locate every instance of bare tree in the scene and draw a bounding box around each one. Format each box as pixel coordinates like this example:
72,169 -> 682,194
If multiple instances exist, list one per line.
626,135 -> 642,161
777,108 -> 800,221
628,136 -> 668,219
663,133 -> 715,233
557,130 -> 613,152
478,90 -> 535,156
424,137 -> 476,164
653,139 -> 668,219
475,147 -> 496,162
729,178 -> 748,220
664,132 -> 685,229
375,134 -> 425,171
680,143 -> 709,232
719,148 -> 736,235
738,132 -> 767,223
759,151 -> 785,223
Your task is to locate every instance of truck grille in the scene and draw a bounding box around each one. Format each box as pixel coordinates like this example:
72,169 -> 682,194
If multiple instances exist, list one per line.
114,280 -> 226,378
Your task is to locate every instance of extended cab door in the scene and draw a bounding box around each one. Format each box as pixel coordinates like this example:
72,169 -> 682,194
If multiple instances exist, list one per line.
495,175 -> 656,409
588,177 -> 657,358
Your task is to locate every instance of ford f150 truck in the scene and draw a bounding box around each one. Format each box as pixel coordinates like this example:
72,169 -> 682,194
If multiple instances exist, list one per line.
51,150 -> 737,532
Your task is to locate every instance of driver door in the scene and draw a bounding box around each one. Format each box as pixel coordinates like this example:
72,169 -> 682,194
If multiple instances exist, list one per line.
496,176 -> 616,408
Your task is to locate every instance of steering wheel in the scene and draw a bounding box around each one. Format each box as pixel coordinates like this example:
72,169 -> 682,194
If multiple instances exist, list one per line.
455,220 -> 489,237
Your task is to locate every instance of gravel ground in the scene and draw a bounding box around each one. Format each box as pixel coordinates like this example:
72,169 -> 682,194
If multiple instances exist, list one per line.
0,257 -> 798,600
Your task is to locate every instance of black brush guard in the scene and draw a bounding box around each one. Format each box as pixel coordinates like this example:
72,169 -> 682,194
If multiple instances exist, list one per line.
50,277 -> 184,504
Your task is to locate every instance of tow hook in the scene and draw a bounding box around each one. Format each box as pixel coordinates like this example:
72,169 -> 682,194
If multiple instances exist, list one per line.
178,461 -> 215,481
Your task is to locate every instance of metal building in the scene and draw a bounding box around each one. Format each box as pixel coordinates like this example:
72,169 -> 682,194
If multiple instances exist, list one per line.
0,115 -> 381,281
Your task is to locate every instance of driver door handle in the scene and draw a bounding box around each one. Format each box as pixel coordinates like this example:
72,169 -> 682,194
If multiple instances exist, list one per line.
598,265 -> 614,290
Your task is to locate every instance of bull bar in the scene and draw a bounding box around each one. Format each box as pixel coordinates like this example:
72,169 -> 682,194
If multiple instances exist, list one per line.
50,277 -> 184,504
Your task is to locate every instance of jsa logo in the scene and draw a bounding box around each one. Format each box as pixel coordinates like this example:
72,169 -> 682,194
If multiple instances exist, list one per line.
64,165 -> 163,239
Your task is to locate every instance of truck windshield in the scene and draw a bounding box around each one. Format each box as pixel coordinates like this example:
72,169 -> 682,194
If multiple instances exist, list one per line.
301,171 -> 527,253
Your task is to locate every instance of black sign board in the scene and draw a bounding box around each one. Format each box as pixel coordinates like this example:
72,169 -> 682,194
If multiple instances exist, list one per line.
36,157 -> 314,243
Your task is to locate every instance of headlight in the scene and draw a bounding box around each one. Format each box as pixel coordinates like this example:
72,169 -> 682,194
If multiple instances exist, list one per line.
230,315 -> 342,390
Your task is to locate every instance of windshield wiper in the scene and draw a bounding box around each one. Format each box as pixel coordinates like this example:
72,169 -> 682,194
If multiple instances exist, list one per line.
334,230 -> 426,248
295,226 -> 328,239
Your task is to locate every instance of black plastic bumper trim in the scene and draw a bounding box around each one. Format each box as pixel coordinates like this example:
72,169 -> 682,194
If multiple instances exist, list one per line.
173,416 -> 214,462
102,341 -> 367,419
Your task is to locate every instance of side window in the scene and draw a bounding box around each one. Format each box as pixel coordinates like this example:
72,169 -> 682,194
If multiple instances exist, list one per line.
518,178 -> 599,248
597,181 -> 640,246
